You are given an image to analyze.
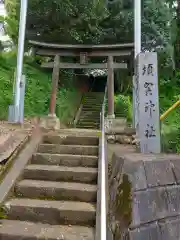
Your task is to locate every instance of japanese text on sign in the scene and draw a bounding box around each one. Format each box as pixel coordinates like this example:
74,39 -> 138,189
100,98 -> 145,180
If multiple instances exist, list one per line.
142,63 -> 154,76
136,52 -> 160,153
145,100 -> 155,118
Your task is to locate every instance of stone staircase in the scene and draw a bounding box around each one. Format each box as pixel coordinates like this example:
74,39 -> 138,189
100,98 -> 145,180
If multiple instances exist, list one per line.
0,131 -> 99,239
76,92 -> 104,129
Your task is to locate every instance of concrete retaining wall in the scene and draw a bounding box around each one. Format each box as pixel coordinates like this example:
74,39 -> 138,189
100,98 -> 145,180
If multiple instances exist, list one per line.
108,152 -> 180,239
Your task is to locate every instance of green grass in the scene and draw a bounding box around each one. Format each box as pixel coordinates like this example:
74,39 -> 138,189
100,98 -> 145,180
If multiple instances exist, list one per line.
114,92 -> 180,153
114,94 -> 132,122
0,52 -> 81,124
160,95 -> 180,153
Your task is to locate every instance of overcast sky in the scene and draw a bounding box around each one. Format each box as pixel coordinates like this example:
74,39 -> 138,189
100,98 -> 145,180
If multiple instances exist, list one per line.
0,2 -> 6,17
0,2 -> 8,40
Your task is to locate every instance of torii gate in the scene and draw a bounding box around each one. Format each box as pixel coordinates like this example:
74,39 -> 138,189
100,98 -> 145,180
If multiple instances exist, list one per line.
13,0 -> 141,123
28,41 -> 134,119
13,0 -> 162,154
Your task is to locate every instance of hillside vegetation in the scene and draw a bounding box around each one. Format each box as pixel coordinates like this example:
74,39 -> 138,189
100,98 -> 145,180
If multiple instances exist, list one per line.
0,50 -> 179,152
114,75 -> 180,153
0,51 -> 81,125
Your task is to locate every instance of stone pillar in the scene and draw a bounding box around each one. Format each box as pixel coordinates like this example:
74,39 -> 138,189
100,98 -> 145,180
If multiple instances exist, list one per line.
136,52 -> 161,153
107,56 -> 115,119
49,55 -> 60,116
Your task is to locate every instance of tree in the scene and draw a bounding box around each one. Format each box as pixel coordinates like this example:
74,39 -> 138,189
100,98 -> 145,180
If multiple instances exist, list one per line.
173,0 -> 180,69
2,0 -> 19,44
25,0 -> 108,44
3,0 -> 177,64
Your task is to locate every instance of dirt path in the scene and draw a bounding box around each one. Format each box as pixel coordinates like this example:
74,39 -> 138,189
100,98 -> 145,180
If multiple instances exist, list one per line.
0,118 -> 39,164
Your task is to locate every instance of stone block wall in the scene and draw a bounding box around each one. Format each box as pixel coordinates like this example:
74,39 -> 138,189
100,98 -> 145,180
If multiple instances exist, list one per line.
108,152 -> 180,239
105,118 -> 136,145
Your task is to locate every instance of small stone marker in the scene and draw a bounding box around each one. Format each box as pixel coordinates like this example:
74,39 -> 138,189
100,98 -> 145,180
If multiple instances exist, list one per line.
135,52 -> 161,153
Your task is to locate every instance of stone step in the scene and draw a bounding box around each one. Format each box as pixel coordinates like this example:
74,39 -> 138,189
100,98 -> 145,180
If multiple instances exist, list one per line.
77,125 -> 99,129
81,110 -> 100,113
79,117 -> 100,122
81,111 -> 100,115
111,118 -> 127,127
85,95 -> 104,98
76,125 -> 100,130
52,128 -> 100,137
77,121 -> 100,126
32,153 -> 98,167
77,120 -> 100,124
80,117 -> 100,120
80,111 -> 100,115
106,127 -> 135,135
85,91 -> 104,94
23,165 -> 98,183
0,220 -> 94,240
43,135 -> 99,146
82,109 -> 101,112
16,180 -> 97,202
37,144 -> 98,156
83,100 -> 102,104
83,102 -> 102,106
78,118 -> 100,122
4,199 -> 96,226
115,113 -> 126,118
84,96 -> 104,100
79,114 -> 100,118
82,105 -> 102,109
86,92 -> 104,96
85,96 -> 103,100
85,93 -> 103,96
78,116 -> 100,120
80,115 -> 100,119
82,111 -> 101,114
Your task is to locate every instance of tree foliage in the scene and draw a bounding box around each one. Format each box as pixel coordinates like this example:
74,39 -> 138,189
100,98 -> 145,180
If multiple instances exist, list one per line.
2,1 -> 175,49
4,0 -> 133,44
21,0 -> 108,44
2,0 -> 19,44
3,0 -> 180,70
3,0 -> 180,78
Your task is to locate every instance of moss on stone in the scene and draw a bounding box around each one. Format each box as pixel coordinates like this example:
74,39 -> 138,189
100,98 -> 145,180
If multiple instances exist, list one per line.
0,206 -> 7,219
114,173 -> 132,238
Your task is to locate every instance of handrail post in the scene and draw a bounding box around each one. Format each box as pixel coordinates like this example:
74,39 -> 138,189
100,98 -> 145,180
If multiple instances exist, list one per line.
96,85 -> 107,240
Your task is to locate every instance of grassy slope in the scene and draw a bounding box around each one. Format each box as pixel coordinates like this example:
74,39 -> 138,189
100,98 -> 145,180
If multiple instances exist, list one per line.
160,95 -> 180,153
0,52 -> 81,125
114,90 -> 180,153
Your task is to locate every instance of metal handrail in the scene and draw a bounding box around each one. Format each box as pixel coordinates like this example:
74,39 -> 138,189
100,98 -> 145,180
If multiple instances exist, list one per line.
97,85 -> 107,240
73,94 -> 84,127
160,99 -> 180,121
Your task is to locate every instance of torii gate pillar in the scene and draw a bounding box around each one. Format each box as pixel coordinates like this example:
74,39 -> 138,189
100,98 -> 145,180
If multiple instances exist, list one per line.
49,55 -> 60,116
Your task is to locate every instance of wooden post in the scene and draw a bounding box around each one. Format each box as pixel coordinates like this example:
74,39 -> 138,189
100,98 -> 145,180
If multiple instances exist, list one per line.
107,56 -> 115,118
49,55 -> 60,116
